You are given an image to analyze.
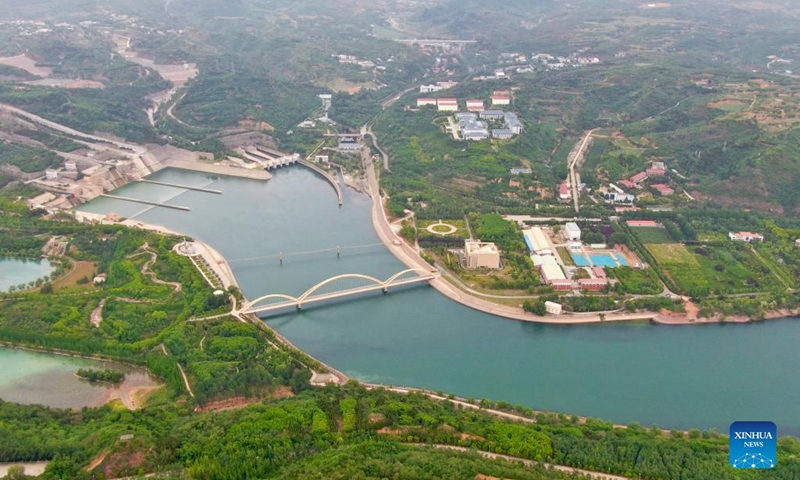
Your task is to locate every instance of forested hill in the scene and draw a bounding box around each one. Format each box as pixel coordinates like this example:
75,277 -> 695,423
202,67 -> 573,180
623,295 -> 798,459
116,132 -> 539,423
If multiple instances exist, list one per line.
3,384 -> 800,479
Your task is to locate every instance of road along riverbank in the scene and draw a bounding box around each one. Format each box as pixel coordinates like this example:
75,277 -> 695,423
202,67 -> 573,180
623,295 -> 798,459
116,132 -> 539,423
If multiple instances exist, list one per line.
362,156 -> 799,326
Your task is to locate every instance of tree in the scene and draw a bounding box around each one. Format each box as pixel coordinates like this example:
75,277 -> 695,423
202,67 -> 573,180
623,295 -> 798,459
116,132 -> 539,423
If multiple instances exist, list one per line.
3,465 -> 26,480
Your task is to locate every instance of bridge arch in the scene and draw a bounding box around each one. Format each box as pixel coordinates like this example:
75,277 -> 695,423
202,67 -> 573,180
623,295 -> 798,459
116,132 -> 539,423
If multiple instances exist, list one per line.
297,273 -> 385,303
384,267 -> 437,285
242,293 -> 299,312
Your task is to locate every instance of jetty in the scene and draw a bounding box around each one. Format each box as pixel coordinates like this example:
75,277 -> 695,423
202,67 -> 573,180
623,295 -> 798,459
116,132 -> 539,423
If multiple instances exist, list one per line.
99,194 -> 190,211
138,179 -> 222,194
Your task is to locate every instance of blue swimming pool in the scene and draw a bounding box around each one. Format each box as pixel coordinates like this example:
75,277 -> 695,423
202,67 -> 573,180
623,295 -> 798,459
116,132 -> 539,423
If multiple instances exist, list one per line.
571,253 -> 590,267
590,253 -> 618,267
570,252 -> 628,268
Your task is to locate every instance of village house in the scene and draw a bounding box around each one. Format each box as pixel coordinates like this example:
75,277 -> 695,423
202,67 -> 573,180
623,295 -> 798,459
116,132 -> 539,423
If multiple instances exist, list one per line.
729,232 -> 764,242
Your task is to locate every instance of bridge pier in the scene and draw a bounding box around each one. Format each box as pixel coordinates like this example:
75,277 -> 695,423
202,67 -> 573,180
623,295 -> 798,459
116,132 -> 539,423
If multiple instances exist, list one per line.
382,286 -> 388,294
297,304 -> 303,311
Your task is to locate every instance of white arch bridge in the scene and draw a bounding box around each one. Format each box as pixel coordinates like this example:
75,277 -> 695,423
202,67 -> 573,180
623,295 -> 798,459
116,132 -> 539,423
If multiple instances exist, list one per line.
239,268 -> 440,315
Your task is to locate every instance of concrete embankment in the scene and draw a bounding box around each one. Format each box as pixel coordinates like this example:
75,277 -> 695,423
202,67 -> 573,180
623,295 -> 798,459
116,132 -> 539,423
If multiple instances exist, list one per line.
298,160 -> 343,205
100,194 -> 191,211
163,159 -> 272,180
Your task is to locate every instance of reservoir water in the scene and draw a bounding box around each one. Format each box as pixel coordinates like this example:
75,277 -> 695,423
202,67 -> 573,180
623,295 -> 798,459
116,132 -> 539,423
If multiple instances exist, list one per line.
78,168 -> 800,434
0,258 -> 55,293
0,347 -> 159,409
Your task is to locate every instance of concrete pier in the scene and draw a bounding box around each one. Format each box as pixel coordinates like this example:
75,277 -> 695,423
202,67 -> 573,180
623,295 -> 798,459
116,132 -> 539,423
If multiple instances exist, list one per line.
99,194 -> 191,211
139,179 -> 222,194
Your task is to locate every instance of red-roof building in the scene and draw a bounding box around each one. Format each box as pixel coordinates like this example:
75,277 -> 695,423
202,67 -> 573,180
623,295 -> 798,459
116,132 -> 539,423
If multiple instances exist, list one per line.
593,267 -> 607,278
550,279 -> 574,291
466,99 -> 485,111
417,98 -> 437,106
619,179 -> 637,189
626,220 -> 661,228
491,95 -> 511,105
579,278 -> 608,290
559,183 -> 571,200
651,184 -> 675,196
646,168 -> 667,177
630,172 -> 648,184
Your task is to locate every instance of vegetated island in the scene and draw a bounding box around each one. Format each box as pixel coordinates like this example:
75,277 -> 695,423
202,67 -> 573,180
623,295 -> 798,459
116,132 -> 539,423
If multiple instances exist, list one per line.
75,368 -> 125,384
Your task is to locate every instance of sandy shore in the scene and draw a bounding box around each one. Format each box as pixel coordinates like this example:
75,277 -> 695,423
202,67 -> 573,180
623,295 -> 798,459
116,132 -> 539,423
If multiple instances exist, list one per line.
0,462 -> 49,478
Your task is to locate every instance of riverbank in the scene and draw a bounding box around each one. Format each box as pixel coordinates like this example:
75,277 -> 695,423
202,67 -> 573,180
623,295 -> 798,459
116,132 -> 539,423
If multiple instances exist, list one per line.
363,157 -> 799,326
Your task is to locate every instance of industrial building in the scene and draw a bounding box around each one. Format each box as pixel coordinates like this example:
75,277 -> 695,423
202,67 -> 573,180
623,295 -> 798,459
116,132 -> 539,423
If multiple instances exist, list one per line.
563,222 -> 581,242
465,240 -> 501,269
523,227 -> 552,255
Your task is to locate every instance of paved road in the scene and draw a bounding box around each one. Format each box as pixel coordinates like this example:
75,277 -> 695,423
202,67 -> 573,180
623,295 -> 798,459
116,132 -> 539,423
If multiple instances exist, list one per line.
0,103 -> 145,154
361,141 -> 656,325
422,445 -> 631,480
566,129 -> 596,212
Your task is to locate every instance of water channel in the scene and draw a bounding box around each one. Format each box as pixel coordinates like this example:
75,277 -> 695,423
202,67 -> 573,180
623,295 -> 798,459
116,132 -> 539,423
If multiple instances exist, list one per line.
77,167 -> 800,434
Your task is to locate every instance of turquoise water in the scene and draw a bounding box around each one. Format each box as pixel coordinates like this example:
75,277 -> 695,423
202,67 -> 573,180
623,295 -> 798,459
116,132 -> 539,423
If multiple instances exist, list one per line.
77,168 -> 800,433
572,253 -> 590,267
0,257 -> 55,292
572,252 -> 628,267
0,347 -> 159,408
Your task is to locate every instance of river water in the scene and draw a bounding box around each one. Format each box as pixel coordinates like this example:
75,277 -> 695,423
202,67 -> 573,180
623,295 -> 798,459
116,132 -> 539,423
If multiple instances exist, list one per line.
77,168 -> 800,434
0,258 -> 54,292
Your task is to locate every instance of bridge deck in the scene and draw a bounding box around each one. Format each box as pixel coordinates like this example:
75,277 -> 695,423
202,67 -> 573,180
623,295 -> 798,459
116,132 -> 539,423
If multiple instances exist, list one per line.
243,274 -> 436,314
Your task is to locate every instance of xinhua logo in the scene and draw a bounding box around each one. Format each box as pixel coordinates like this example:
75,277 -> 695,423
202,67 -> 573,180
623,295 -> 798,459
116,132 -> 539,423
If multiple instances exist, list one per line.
730,421 -> 777,469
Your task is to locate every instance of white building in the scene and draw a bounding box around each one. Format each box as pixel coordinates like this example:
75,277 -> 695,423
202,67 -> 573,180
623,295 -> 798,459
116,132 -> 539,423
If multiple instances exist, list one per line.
523,227 -> 552,255
465,240 -> 501,269
729,232 -> 764,242
491,95 -> 511,105
545,301 -> 563,315
504,112 -> 524,134
466,99 -> 484,111
563,222 -> 581,242
420,84 -> 444,93
437,98 -> 458,111
45,169 -> 59,180
64,160 -> 77,172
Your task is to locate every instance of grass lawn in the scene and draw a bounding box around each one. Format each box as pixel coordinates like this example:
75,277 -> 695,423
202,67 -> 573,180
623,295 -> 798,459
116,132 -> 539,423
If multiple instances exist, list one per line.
417,219 -> 469,238
557,247 -> 575,266
632,227 -> 674,244
647,243 -> 697,264
53,260 -> 98,291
